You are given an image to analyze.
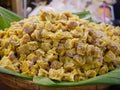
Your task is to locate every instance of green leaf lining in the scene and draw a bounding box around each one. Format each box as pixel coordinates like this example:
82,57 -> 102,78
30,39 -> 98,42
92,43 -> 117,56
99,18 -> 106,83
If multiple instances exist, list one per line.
0,6 -> 23,30
33,67 -> 120,87
0,67 -> 32,80
73,11 -> 93,21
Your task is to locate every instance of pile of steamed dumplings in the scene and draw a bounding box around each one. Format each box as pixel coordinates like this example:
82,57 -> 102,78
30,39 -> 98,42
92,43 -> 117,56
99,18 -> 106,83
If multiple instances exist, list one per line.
0,10 -> 120,81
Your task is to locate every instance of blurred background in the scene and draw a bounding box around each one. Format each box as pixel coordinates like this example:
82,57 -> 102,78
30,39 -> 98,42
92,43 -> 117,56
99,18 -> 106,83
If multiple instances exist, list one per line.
0,0 -> 120,25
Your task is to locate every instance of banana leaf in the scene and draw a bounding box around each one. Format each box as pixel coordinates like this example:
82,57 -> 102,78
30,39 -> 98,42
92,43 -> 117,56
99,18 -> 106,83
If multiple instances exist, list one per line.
0,7 -> 120,87
0,6 -> 23,30
0,67 -> 32,80
73,11 -> 93,22
33,67 -> 120,87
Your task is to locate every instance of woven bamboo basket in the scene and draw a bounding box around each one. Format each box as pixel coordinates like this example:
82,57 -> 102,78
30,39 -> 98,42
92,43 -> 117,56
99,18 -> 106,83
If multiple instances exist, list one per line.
0,73 -> 110,90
